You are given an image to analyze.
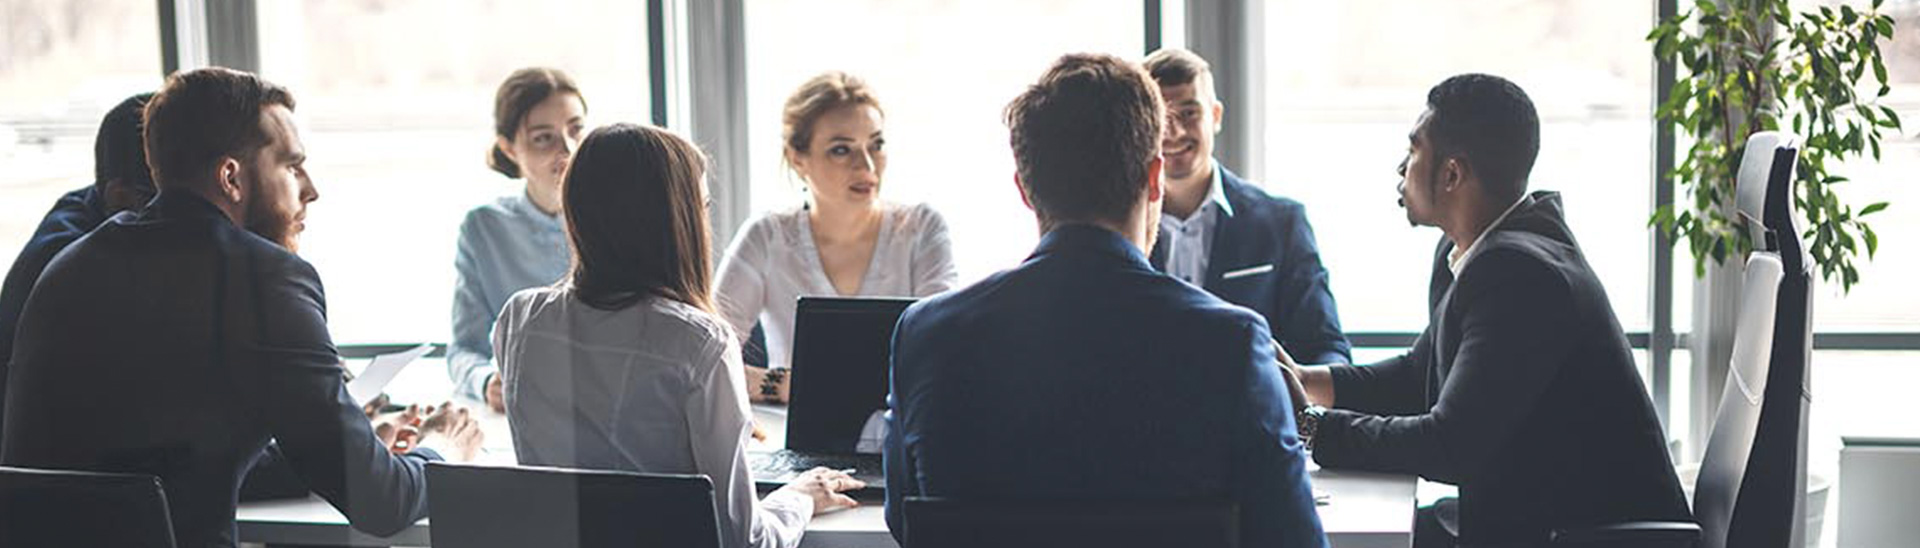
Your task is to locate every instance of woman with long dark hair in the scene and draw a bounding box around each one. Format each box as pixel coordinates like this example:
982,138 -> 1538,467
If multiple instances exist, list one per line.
493,123 -> 861,548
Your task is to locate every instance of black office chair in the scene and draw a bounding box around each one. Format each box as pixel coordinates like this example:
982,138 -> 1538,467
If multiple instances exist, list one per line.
0,465 -> 177,548
1554,131 -> 1812,548
903,496 -> 1239,548
426,462 -> 722,548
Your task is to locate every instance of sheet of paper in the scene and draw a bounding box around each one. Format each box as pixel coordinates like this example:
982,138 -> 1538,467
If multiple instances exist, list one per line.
347,343 -> 434,405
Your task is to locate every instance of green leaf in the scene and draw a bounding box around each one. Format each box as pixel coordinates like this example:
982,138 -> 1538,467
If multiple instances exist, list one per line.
1860,202 -> 1889,216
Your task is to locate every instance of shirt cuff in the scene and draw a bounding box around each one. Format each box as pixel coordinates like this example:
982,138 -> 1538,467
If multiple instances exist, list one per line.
761,486 -> 815,526
461,366 -> 497,401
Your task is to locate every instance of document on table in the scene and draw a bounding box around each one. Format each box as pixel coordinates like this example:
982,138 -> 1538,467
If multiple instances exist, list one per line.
347,343 -> 434,405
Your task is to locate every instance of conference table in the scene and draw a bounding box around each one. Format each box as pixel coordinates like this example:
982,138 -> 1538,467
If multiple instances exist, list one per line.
236,358 -> 1418,547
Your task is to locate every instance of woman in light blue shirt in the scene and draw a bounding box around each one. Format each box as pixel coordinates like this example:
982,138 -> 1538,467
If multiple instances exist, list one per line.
450,67 -> 586,410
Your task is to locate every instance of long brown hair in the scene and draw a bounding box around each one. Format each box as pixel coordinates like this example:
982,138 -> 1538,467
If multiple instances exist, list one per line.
489,67 -> 586,178
562,123 -> 714,312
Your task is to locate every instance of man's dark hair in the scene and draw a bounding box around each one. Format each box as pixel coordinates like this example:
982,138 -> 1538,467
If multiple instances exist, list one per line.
95,92 -> 156,192
143,67 -> 296,189
1424,73 -> 1539,200
1142,47 -> 1211,88
1004,53 -> 1164,226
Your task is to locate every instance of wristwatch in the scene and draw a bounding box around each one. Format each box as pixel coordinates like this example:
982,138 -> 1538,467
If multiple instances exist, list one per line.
1296,405 -> 1327,451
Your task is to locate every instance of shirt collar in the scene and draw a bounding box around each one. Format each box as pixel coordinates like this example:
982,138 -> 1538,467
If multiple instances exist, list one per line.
1033,223 -> 1152,269
1164,160 -> 1234,224
509,191 -> 565,229
1448,196 -> 1528,276
1201,160 -> 1234,218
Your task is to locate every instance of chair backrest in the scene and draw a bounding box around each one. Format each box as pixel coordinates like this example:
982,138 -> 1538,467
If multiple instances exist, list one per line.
0,465 -> 177,548
426,462 -> 721,548
903,496 -> 1239,548
1694,252 -> 1783,548
1704,131 -> 1816,548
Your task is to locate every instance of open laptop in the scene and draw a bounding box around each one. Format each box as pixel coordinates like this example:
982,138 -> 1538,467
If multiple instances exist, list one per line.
751,297 -> 914,496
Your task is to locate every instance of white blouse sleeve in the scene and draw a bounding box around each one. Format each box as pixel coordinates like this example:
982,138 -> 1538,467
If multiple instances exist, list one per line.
714,217 -> 770,347
907,204 -> 960,296
685,328 -> 812,548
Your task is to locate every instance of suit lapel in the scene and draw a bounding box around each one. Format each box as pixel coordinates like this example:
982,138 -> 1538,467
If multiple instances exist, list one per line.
1202,171 -> 1248,291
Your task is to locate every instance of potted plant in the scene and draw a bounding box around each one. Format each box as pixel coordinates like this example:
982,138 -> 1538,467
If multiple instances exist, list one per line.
1650,0 -> 1903,289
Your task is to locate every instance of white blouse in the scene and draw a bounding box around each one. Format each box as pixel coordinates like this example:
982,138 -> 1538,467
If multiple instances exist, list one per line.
715,202 -> 958,369
494,287 -> 812,548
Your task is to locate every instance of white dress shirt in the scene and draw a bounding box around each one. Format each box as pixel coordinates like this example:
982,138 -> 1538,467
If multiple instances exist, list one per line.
494,287 -> 812,548
1448,196 -> 1529,277
715,202 -> 958,369
1157,163 -> 1233,286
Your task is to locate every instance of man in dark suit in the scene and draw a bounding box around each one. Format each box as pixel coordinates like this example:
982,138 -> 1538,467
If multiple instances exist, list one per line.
0,92 -> 157,429
1281,74 -> 1691,546
1,67 -> 482,548
883,54 -> 1326,548
1142,48 -> 1350,365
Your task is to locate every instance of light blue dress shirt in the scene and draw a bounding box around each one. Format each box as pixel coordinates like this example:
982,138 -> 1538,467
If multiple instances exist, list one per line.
449,192 -> 570,399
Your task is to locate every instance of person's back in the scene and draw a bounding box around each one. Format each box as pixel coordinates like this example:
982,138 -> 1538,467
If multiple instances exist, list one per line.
884,53 -> 1325,548
887,225 -> 1325,547
496,123 -> 861,548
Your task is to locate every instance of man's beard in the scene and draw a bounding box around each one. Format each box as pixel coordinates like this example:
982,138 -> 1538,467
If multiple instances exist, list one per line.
244,196 -> 299,253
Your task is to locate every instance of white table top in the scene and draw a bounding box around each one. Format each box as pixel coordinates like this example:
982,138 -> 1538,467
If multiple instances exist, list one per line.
240,359 -> 1417,547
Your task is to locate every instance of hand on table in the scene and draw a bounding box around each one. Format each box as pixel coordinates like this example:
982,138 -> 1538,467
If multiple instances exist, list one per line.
372,404 -> 424,454
485,374 -> 506,413
413,401 -> 485,462
775,467 -> 864,515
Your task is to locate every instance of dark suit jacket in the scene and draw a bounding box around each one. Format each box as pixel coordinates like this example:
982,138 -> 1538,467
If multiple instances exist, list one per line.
1151,169 -> 1351,364
885,224 -> 1326,548
0,186 -> 108,426
1314,191 -> 1690,544
1,192 -> 438,548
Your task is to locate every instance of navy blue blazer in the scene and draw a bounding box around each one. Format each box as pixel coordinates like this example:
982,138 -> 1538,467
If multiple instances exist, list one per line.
1315,192 -> 1690,544
885,224 -> 1326,548
1,192 -> 439,548
0,186 -> 108,424
1151,169 -> 1351,364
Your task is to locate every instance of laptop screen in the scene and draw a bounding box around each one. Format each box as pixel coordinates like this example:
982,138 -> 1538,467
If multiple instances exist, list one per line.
785,297 -> 914,454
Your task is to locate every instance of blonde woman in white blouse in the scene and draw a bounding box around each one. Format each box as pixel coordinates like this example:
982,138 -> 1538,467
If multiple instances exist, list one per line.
495,123 -> 862,548
717,72 -> 958,402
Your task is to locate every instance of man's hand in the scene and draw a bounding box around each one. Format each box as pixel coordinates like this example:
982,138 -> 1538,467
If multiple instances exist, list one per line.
485,374 -> 505,413
372,405 -> 424,454
1272,338 -> 1336,408
775,467 -> 864,515
414,401 -> 485,462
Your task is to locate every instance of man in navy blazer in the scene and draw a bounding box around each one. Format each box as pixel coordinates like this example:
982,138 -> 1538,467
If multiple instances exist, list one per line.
1142,49 -> 1350,365
1281,75 -> 1689,546
884,54 -> 1326,548
0,93 -> 156,430
1,68 -> 482,548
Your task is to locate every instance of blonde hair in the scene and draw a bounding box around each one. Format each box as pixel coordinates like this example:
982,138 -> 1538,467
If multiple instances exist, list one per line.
780,71 -> 883,175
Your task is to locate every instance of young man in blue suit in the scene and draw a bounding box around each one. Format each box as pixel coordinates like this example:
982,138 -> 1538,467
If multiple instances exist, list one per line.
2,67 -> 483,547
883,53 -> 1327,548
1281,74 -> 1690,546
1142,48 -> 1350,365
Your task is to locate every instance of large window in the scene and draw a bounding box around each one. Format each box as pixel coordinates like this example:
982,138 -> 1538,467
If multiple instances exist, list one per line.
1263,1 -> 1656,334
254,0 -> 652,345
743,0 -> 1144,283
0,1 -> 161,267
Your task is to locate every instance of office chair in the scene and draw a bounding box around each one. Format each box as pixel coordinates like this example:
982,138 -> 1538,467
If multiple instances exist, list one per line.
426,462 -> 722,548
903,496 -> 1239,548
1553,132 -> 1810,548
0,465 -> 177,548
